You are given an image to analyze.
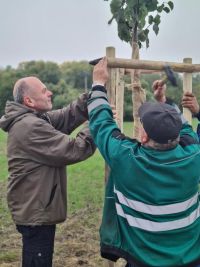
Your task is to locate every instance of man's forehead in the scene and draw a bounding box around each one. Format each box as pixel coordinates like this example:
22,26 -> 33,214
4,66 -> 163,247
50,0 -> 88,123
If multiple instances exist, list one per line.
26,77 -> 45,90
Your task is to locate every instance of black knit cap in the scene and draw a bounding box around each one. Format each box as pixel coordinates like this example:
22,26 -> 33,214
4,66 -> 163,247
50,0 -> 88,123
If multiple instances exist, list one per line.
138,102 -> 182,144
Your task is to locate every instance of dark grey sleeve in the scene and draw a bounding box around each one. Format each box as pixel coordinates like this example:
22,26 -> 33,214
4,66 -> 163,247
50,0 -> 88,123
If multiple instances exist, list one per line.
47,93 -> 89,134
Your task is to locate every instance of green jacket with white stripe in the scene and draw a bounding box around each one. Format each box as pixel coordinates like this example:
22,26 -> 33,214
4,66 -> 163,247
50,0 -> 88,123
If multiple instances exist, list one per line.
88,85 -> 200,267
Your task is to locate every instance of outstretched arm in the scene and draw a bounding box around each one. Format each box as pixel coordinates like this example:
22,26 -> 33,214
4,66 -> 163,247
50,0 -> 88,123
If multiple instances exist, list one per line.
152,80 -> 167,103
48,93 -> 89,134
88,58 -> 130,166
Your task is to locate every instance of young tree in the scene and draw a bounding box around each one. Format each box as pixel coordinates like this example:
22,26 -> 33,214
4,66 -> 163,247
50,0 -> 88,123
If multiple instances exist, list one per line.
104,0 -> 174,138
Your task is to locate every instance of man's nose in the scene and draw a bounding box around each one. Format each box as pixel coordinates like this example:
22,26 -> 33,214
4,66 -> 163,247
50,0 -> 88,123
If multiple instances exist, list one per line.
47,90 -> 53,96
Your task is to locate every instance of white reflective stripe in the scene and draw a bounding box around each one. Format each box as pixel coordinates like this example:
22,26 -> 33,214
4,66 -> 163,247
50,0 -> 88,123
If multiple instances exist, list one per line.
116,203 -> 200,232
88,99 -> 109,113
91,91 -> 108,100
114,186 -> 198,215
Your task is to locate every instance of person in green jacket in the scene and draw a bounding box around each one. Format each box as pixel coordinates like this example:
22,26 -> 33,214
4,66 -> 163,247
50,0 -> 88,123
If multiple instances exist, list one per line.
87,58 -> 200,267
0,76 -> 96,267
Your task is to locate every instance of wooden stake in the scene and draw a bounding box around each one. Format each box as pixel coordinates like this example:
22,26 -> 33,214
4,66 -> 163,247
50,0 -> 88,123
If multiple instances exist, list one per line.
104,46 -> 116,267
183,58 -> 192,125
106,47 -> 116,107
116,68 -> 125,131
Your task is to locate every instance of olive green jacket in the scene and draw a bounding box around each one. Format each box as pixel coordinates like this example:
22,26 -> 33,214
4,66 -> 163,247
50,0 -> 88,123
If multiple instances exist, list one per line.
0,93 -> 96,225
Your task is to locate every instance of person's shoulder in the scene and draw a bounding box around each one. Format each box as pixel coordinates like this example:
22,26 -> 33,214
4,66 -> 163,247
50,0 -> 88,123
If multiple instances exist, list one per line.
14,113 -> 52,134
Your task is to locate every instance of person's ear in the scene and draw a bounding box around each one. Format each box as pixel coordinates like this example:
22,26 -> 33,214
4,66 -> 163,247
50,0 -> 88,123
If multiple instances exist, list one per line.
23,96 -> 34,108
141,130 -> 149,144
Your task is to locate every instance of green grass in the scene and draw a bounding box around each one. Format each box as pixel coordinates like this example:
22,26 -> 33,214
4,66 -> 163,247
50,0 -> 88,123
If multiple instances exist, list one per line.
0,251 -> 19,262
68,151 -> 104,213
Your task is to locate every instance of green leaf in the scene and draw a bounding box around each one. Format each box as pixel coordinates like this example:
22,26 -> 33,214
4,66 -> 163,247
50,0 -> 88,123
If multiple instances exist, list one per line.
157,4 -> 164,13
153,14 -> 161,25
138,30 -> 147,42
126,0 -> 138,8
118,20 -> 131,43
110,0 -> 123,14
168,1 -> 174,10
153,23 -> 159,35
138,17 -> 146,29
148,15 -> 154,24
117,10 -> 126,24
139,4 -> 148,19
146,37 -> 150,48
138,28 -> 150,46
163,6 -> 171,13
145,0 -> 158,12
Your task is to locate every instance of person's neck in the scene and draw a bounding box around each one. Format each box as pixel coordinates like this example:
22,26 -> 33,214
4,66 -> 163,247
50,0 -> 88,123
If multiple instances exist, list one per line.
155,95 -> 166,103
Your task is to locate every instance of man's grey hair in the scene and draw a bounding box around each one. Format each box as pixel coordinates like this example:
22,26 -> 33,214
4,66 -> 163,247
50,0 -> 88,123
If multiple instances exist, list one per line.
13,80 -> 29,104
144,136 -> 180,150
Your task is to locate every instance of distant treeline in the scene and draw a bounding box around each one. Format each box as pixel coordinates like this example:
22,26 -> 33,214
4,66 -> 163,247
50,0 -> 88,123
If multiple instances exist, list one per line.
1,60 -> 200,120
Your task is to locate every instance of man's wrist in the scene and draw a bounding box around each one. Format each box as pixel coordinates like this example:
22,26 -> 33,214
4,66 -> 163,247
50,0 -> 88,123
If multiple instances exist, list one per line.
91,84 -> 107,93
92,82 -> 105,87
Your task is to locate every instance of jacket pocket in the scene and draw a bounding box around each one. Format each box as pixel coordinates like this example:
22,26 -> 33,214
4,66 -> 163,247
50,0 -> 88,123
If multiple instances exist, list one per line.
45,184 -> 57,208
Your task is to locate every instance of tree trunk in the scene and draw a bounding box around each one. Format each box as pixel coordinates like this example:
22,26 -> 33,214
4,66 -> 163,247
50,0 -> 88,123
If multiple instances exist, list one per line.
131,42 -> 146,140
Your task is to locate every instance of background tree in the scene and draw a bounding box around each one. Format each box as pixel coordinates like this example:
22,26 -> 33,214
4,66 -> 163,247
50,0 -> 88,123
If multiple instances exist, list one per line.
104,0 -> 174,138
60,61 -> 92,90
0,58 -> 186,121
18,61 -> 61,84
0,60 -> 93,116
52,79 -> 81,109
0,66 -> 22,116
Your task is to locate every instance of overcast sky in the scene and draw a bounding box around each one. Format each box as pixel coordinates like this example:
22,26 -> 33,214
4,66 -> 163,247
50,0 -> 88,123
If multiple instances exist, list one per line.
0,0 -> 199,68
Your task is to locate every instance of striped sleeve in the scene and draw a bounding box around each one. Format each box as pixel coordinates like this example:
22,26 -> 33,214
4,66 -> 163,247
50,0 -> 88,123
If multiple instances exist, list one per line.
87,85 -> 123,166
88,85 -> 109,113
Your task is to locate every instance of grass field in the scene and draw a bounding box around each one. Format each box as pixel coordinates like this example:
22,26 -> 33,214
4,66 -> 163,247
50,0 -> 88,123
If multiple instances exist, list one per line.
0,119 -> 199,266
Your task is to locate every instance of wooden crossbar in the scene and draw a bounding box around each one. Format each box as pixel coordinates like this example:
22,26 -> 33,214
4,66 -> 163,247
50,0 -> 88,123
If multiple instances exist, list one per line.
107,57 -> 200,73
